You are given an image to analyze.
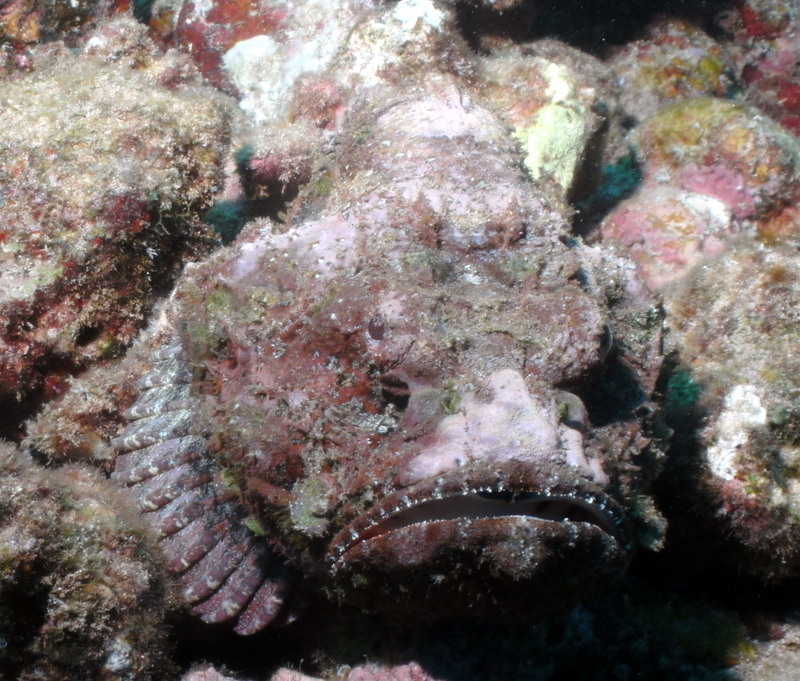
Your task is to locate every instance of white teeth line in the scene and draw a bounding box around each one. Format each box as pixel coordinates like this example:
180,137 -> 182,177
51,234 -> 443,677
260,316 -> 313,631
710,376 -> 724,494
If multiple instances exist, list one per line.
336,487 -> 619,552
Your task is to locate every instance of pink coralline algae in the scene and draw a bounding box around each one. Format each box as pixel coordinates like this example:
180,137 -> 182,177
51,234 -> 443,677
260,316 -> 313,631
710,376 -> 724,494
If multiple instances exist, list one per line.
345,665 -> 439,681
602,186 -> 733,291
180,667 -> 243,681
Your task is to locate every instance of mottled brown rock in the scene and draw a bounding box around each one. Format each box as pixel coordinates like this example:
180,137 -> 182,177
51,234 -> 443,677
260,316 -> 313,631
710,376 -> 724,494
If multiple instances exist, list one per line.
0,442 -> 169,681
664,240 -> 800,579
0,16 -> 232,418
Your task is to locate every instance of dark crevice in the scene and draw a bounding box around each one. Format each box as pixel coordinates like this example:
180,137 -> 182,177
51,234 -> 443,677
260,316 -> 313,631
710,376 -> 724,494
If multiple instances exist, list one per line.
528,1 -> 657,55
203,146 -> 306,244
75,324 -> 102,348
457,0 -> 735,57
170,614 -> 295,678
0,351 -> 86,442
561,349 -> 646,427
573,149 -> 643,238
203,196 -> 289,245
456,2 -> 539,52
0,392 -> 43,442
0,561 -> 51,678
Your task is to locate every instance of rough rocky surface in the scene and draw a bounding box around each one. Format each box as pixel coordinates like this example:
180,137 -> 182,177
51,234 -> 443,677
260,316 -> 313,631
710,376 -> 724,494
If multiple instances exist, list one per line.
0,441 -> 170,681
0,16 -> 232,433
661,240 -> 800,580
607,17 -> 741,122
0,0 -> 111,44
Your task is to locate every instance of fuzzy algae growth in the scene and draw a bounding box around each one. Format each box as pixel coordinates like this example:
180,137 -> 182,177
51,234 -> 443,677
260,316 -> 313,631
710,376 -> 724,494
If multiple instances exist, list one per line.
513,62 -> 589,190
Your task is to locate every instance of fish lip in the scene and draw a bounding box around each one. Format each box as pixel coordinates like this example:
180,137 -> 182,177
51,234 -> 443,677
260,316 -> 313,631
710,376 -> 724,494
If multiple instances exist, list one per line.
327,461 -> 631,573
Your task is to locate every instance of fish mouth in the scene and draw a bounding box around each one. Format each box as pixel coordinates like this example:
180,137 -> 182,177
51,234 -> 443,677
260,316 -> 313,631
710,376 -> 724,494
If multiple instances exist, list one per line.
327,463 -> 631,618
340,490 -> 622,549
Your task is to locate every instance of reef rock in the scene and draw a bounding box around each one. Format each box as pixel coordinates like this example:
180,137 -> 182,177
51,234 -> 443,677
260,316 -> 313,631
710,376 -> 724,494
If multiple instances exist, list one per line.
0,0 -> 111,44
602,185 -> 734,291
476,39 -> 622,198
0,16 -> 232,424
0,441 -> 169,681
717,0 -> 800,137
607,18 -> 740,122
632,97 -> 800,220
602,95 -> 800,291
663,239 -> 800,579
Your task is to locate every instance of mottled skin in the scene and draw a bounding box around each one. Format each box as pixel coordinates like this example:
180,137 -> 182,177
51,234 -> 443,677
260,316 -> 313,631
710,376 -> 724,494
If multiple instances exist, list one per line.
111,73 -> 653,632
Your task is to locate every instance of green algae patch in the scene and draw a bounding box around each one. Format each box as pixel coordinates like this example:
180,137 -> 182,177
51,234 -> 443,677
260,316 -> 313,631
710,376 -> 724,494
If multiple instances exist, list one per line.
666,369 -> 703,415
